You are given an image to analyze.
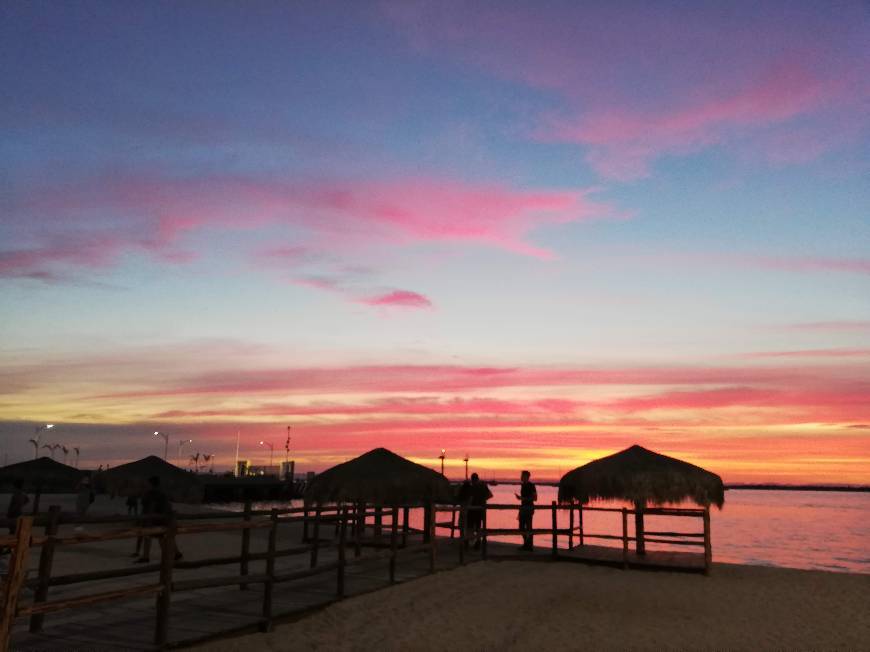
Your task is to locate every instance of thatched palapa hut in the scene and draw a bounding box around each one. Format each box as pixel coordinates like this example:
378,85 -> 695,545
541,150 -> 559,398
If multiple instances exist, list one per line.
0,457 -> 84,493
559,445 -> 724,554
101,455 -> 203,503
305,447 -> 452,506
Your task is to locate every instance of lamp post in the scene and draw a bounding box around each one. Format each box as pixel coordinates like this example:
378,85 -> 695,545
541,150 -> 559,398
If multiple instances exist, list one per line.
463,453 -> 469,480
260,440 -> 274,471
439,449 -> 446,476
32,424 -> 54,460
153,431 -> 169,461
178,439 -> 192,466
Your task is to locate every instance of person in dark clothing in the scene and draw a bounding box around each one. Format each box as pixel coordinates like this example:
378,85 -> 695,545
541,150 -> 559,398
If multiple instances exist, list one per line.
457,473 -> 492,550
6,479 -> 29,535
134,476 -> 182,563
515,469 -> 537,551
126,494 -> 139,516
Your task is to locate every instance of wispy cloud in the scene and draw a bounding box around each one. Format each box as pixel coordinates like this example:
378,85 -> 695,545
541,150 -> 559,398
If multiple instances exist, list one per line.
359,290 -> 433,309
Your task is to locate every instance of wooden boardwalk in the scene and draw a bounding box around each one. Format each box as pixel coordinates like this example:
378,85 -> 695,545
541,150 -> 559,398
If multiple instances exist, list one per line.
3,502 -> 709,650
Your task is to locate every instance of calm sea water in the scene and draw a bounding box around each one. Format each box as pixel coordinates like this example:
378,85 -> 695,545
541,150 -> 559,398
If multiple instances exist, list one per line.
216,486 -> 870,574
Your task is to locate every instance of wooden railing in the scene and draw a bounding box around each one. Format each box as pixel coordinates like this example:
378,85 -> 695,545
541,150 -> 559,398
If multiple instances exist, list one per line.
436,501 -> 711,571
0,502 -> 440,651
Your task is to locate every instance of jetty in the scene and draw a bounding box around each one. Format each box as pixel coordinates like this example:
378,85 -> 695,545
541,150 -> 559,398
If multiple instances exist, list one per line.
0,500 -> 710,650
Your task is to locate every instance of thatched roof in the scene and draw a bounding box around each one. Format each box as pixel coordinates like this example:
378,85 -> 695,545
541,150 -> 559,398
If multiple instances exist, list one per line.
558,445 -> 725,508
101,456 -> 203,503
0,457 -> 84,491
305,448 -> 452,505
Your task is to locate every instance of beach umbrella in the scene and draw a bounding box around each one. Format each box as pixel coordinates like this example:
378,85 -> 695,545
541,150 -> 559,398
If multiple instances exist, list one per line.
101,455 -> 204,503
558,445 -> 724,555
304,447 -> 453,505
0,456 -> 85,492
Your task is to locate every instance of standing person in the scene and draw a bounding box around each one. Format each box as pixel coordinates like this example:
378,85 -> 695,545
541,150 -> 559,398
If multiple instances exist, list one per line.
464,473 -> 492,550
6,479 -> 29,535
515,469 -> 537,551
135,476 -> 182,563
74,478 -> 94,532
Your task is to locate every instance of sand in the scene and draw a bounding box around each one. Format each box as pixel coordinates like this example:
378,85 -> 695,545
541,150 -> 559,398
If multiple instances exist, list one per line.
199,560 -> 870,651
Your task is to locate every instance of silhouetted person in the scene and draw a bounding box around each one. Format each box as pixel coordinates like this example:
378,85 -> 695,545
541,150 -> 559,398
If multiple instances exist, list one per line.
126,494 -> 139,516
6,479 -> 29,535
135,476 -> 182,563
457,473 -> 492,550
515,469 -> 537,551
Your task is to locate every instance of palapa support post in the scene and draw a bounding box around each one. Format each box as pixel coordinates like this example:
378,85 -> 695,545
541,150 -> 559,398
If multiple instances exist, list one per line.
621,508 -> 629,569
389,505 -> 398,583
302,501 -> 310,542
703,505 -> 712,575
568,502 -> 574,551
422,500 -> 431,543
239,499 -> 252,590
0,516 -> 33,651
481,506 -> 489,559
374,505 -> 383,539
450,505 -> 457,539
337,506 -> 347,598
578,504 -> 584,546
427,503 -> 436,574
634,500 -> 646,556
29,505 -> 61,632
458,503 -> 467,565
401,506 -> 409,547
310,506 -> 321,568
354,502 -> 363,558
154,515 -> 176,648
260,508 -> 278,632
551,501 -> 558,559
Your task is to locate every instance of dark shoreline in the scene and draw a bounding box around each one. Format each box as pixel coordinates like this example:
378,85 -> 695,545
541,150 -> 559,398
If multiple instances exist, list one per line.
486,480 -> 870,493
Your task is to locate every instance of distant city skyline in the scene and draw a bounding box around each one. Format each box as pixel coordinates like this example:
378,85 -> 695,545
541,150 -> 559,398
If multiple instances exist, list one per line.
1,2 -> 868,484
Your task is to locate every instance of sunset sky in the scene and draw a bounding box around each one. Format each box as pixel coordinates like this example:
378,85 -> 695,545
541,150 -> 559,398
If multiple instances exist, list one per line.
2,1 -> 868,483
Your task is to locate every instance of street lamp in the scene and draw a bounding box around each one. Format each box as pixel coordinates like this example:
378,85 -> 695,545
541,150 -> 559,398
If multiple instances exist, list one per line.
178,439 -> 192,465
463,453 -> 469,480
439,449 -> 446,476
153,431 -> 169,460
32,423 -> 54,460
260,440 -> 274,471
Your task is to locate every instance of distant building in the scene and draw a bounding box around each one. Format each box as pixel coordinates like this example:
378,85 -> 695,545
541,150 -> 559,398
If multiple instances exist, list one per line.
281,460 -> 295,481
236,460 -> 249,478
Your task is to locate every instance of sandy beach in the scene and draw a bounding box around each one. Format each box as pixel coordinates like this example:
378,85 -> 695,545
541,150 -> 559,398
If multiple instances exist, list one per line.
199,560 -> 870,652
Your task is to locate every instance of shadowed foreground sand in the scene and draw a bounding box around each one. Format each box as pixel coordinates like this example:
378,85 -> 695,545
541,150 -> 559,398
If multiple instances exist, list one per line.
199,560 -> 870,651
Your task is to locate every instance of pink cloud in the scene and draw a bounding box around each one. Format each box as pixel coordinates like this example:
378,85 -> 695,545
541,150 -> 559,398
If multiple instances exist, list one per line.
5,172 -> 613,281
360,290 -> 433,309
788,321 -> 870,332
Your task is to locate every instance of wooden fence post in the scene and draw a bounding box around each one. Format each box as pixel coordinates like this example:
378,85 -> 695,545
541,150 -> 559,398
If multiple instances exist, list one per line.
568,503 -> 574,551
260,508 -> 278,632
302,502 -> 310,542
621,508 -> 628,569
703,506 -> 712,575
310,506 -> 321,568
336,506 -> 347,598
29,505 -> 61,632
428,503 -> 436,574
154,516 -> 176,648
374,506 -> 383,540
578,504 -> 584,546
0,516 -> 33,651
389,506 -> 398,584
422,501 -> 431,543
239,499 -> 252,590
551,501 -> 558,559
31,487 -> 41,515
449,505 -> 456,539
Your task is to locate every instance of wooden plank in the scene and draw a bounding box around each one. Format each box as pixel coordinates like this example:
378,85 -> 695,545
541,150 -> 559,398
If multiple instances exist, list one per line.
0,516 -> 32,651
17,584 -> 162,616
173,573 -> 270,592
29,505 -> 60,632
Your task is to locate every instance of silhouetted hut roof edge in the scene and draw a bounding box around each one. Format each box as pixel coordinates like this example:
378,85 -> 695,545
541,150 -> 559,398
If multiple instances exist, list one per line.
0,457 -> 84,490
558,444 -> 725,508
101,455 -> 203,503
305,447 -> 452,505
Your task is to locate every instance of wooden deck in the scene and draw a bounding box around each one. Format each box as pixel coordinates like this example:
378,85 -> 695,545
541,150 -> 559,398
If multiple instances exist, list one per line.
9,536 -> 704,650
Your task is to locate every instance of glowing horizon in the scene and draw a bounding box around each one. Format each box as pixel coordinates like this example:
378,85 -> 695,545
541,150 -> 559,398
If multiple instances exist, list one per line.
1,2 -> 868,484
